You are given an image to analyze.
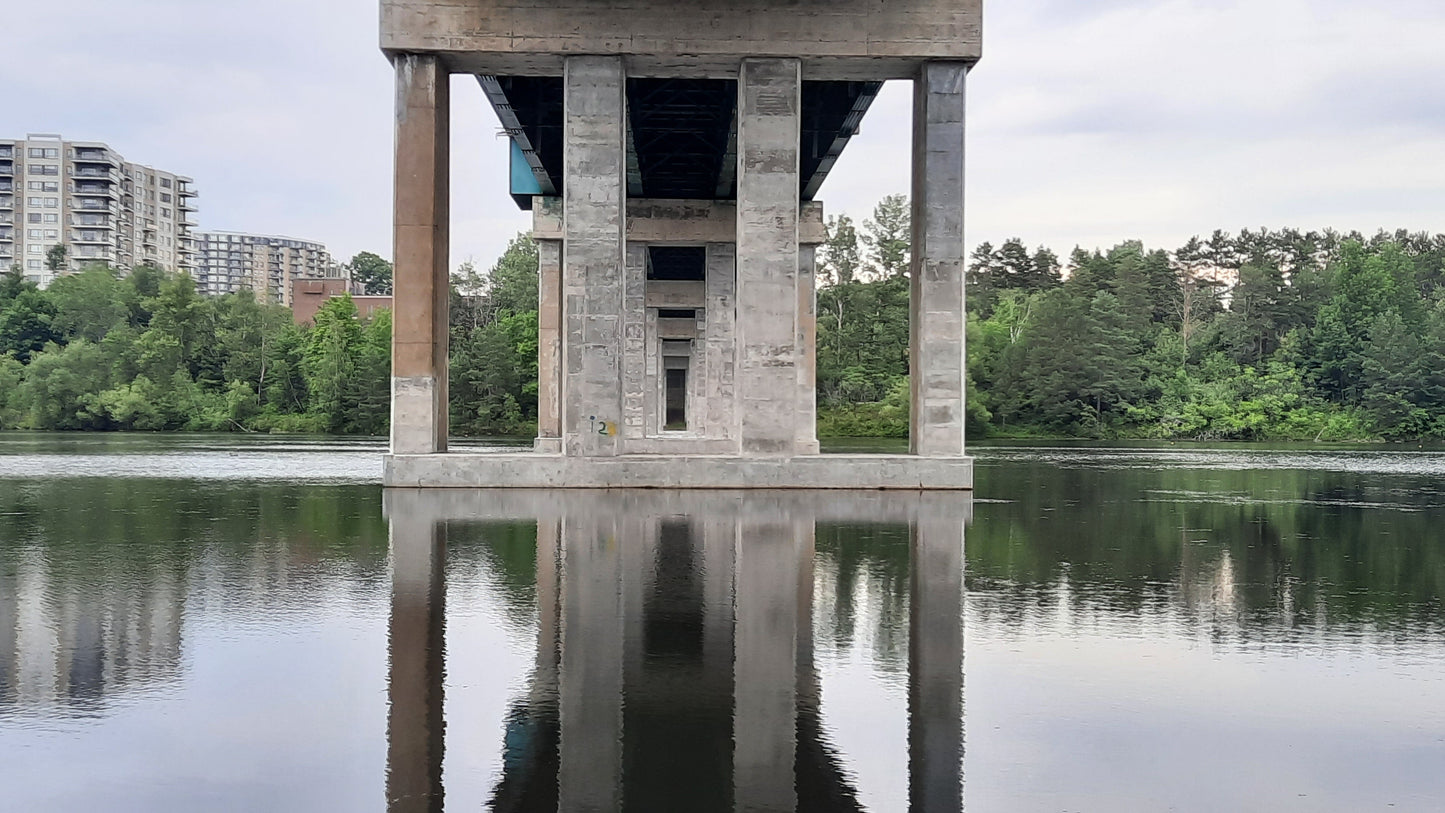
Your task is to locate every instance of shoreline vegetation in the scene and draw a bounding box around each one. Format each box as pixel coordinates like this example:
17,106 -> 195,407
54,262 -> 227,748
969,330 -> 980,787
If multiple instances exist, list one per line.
4,198 -> 1445,443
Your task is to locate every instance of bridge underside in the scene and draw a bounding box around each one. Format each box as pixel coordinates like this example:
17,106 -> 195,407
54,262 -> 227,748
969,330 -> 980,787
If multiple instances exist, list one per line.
381,0 -> 980,488
482,76 -> 882,209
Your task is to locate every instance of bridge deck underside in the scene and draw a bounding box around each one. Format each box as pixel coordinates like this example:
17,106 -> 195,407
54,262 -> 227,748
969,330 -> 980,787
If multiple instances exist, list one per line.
480,75 -> 882,209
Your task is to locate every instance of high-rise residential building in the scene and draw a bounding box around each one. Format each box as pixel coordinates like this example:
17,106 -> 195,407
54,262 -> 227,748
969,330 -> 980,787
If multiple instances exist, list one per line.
0,133 -> 198,288
196,231 -> 342,306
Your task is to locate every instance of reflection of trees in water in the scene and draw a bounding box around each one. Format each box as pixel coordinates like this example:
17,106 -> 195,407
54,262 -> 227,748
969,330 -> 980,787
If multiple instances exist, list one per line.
963,461 -> 1445,644
0,479 -> 388,716
813,524 -> 912,675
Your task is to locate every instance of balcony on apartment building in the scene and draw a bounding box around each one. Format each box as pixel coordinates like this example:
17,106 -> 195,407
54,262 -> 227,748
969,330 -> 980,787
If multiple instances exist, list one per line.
0,180 -> 12,193
73,182 -> 117,197
73,165 -> 119,181
0,228 -> 14,242
71,230 -> 111,245
176,178 -> 197,197
72,148 -> 118,166
0,159 -> 13,175
0,196 -> 13,210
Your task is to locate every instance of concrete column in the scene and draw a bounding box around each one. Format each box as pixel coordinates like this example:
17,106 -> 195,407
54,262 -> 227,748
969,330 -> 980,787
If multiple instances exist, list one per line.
562,55 -> 627,457
908,515 -> 965,813
909,62 -> 969,457
622,242 -> 648,441
385,504 -> 446,812
705,242 -> 738,443
535,240 -> 563,453
736,58 -> 802,457
733,516 -> 799,812
559,515 -> 625,812
796,244 -> 820,454
390,54 -> 451,456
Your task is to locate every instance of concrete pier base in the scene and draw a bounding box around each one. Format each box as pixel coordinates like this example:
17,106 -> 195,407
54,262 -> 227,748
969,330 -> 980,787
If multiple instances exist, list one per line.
383,453 -> 973,489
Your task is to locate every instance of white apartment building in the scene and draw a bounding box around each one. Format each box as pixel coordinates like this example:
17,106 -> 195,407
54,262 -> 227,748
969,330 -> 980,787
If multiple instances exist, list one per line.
196,231 -> 341,306
0,133 -> 198,288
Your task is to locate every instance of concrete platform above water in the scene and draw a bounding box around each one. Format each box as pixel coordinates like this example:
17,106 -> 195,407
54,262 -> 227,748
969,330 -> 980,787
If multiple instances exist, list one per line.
383,454 -> 974,490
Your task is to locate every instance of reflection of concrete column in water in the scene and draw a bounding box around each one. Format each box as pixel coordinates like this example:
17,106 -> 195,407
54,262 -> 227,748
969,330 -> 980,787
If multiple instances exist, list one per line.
733,516 -> 802,813
386,506 -> 446,813
0,564 -> 16,704
558,514 -> 626,812
910,514 -> 965,813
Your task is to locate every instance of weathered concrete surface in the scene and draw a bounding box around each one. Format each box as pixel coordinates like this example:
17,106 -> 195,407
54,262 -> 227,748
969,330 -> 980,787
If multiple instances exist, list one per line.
390,54 -> 451,455
533,198 -> 827,245
705,242 -> 738,444
621,241 -> 647,441
383,453 -> 973,490
796,244 -> 820,455
910,63 -> 969,457
736,58 -> 803,457
381,0 -> 982,80
536,239 -> 562,451
562,55 -> 627,457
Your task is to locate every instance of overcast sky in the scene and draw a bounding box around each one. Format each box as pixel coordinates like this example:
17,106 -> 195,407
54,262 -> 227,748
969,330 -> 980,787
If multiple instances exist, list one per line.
10,0 -> 1444,270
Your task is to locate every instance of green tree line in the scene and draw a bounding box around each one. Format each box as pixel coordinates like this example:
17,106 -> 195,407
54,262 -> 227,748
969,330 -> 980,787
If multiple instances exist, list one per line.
816,196 -> 1445,441
6,204 -> 1445,441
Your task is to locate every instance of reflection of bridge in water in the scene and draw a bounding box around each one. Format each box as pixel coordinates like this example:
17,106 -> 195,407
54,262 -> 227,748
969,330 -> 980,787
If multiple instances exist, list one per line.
384,491 -> 971,812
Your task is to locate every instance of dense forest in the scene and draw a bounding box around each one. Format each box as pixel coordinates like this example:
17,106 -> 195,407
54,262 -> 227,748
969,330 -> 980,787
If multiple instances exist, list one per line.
3,197 -> 1444,441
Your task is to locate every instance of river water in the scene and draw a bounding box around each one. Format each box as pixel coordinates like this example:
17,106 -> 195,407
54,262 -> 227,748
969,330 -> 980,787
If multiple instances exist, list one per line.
1,433 -> 1442,812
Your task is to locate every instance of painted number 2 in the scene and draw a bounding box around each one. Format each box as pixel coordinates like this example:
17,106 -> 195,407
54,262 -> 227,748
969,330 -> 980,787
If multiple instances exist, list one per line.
588,416 -> 617,437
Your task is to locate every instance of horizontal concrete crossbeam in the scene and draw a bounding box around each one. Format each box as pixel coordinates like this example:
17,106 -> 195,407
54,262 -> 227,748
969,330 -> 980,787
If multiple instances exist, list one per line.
382,0 -> 982,81
532,197 -> 826,245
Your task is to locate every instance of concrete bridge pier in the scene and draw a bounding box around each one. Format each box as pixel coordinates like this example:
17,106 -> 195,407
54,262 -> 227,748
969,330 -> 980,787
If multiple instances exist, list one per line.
389,54 -> 451,457
380,0 -> 980,488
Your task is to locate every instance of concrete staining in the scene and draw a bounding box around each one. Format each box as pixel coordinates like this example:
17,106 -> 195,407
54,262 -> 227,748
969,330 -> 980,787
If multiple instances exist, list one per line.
382,0 -> 980,489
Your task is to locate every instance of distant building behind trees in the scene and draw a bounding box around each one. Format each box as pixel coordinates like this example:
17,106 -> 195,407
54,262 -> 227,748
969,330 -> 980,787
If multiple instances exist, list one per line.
195,230 -> 344,305
0,133 -> 198,288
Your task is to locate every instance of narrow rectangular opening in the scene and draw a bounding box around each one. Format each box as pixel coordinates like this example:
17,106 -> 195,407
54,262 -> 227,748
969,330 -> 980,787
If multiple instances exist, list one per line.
665,368 -> 688,431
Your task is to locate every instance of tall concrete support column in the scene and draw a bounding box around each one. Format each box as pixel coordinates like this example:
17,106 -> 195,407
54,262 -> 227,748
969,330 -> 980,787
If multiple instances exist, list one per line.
562,55 -> 628,457
385,503 -> 446,812
796,245 -> 820,454
909,62 -> 969,457
536,240 -> 563,453
736,58 -> 803,457
705,242 -> 738,443
622,242 -> 648,440
908,514 -> 965,813
733,516 -> 800,812
391,54 -> 451,456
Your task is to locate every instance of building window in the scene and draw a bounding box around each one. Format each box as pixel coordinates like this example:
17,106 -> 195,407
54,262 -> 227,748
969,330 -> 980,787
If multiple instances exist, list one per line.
43,214 -> 58,223
29,164 -> 58,176
27,229 -> 41,239
43,198 -> 58,208
161,208 -> 171,218
43,229 -> 57,239
27,260 -> 42,270
160,193 -> 171,203
28,245 -> 43,254
28,147 -> 59,159
27,213 -> 41,223
161,178 -> 172,188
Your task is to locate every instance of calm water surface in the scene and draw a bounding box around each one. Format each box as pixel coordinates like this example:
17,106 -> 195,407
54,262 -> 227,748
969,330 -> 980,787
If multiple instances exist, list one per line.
1,433 -> 1443,811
